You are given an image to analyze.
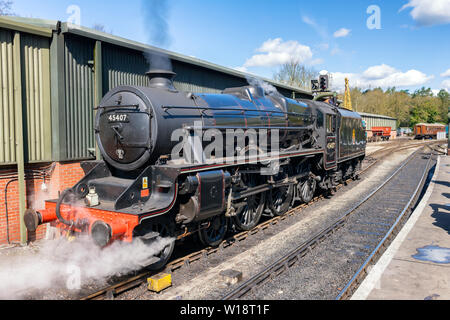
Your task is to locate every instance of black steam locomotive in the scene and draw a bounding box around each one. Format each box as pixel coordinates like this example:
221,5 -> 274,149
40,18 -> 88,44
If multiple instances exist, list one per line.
25,69 -> 366,269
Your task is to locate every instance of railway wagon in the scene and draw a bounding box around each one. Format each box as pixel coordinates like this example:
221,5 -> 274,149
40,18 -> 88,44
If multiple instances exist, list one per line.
370,126 -> 391,142
24,68 -> 366,269
414,123 -> 446,140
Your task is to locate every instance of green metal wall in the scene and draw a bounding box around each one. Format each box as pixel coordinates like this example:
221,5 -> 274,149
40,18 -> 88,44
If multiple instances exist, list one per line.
102,43 -> 149,92
172,60 -> 247,94
21,33 -> 52,162
63,34 -> 95,160
0,28 -> 51,165
0,29 -> 15,164
102,43 -> 249,94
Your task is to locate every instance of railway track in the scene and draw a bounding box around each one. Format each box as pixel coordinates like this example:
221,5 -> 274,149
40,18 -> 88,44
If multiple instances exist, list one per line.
335,153 -> 434,300
79,141 -> 435,300
221,146 -> 434,300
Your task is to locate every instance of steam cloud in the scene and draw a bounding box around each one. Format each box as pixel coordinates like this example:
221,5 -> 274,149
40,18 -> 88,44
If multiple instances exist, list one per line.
0,236 -> 174,299
246,76 -> 281,97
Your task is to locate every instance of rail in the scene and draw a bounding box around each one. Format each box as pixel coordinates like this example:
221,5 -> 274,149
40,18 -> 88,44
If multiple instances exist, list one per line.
221,147 -> 432,300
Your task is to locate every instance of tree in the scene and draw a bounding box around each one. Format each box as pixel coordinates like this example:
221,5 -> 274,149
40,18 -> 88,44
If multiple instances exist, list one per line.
0,0 -> 13,15
410,97 -> 440,126
273,59 -> 318,90
437,89 -> 450,123
412,87 -> 433,98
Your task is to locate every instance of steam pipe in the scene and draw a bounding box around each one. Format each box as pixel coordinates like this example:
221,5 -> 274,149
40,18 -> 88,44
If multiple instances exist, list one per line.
4,179 -> 18,244
55,188 -> 77,227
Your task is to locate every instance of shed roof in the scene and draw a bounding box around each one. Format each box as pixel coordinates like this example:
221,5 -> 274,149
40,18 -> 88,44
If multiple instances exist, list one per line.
358,112 -> 397,121
415,123 -> 446,127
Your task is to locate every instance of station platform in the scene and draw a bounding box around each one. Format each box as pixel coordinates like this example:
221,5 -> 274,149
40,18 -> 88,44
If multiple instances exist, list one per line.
352,155 -> 450,300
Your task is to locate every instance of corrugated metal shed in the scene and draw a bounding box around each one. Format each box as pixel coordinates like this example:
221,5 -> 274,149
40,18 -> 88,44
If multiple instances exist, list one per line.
0,16 -> 315,164
359,112 -> 398,131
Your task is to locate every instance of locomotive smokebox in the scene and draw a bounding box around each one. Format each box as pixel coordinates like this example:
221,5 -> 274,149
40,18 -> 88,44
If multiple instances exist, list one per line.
146,69 -> 177,91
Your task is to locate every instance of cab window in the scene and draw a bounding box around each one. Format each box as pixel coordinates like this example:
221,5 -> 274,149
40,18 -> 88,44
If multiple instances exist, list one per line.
316,110 -> 324,128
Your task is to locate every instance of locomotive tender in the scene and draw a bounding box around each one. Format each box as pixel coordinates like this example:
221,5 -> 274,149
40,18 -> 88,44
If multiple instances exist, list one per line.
25,69 -> 366,269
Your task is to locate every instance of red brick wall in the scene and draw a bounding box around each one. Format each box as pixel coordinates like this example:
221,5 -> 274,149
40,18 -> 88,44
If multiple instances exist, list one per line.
0,162 -> 85,245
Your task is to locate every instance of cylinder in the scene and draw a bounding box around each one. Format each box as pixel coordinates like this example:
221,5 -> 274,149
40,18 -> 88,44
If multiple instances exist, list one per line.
90,220 -> 128,247
24,208 -> 57,232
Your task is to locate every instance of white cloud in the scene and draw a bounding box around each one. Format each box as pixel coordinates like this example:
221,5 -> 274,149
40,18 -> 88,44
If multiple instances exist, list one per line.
362,64 -> 398,80
442,79 -> 450,90
441,68 -> 450,77
322,64 -> 434,91
243,38 -> 314,68
333,28 -> 351,38
400,0 -> 450,26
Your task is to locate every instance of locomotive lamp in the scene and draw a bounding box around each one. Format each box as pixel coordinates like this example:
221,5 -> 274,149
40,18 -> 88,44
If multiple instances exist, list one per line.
85,187 -> 100,207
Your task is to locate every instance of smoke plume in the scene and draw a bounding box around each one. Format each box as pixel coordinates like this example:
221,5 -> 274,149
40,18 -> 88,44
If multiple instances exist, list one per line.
142,0 -> 173,71
142,0 -> 172,48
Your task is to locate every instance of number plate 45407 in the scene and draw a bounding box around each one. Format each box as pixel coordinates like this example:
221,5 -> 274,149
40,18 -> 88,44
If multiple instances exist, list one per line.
108,114 -> 129,123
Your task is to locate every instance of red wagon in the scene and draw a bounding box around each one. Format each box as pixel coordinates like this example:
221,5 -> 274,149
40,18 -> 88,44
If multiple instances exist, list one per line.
371,126 -> 391,142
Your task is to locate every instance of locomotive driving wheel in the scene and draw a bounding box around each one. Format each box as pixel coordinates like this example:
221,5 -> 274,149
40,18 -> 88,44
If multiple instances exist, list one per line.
233,174 -> 266,231
134,218 -> 176,271
299,176 -> 317,204
269,183 -> 294,216
269,167 -> 294,216
198,215 -> 228,247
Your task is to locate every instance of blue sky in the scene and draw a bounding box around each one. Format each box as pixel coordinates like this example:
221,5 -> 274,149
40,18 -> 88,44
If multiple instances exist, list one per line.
10,0 -> 450,93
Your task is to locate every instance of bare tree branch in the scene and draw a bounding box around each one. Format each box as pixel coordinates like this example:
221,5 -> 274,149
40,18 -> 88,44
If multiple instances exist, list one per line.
0,0 -> 14,16
273,59 -> 318,90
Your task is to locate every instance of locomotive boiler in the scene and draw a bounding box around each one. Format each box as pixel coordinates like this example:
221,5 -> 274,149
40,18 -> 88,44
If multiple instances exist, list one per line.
24,68 -> 366,269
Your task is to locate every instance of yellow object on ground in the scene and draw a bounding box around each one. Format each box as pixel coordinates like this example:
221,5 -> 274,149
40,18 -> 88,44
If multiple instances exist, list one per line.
148,273 -> 172,293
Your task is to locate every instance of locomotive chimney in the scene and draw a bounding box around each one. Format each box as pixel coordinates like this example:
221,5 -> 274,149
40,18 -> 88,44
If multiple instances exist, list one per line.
146,69 -> 177,91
